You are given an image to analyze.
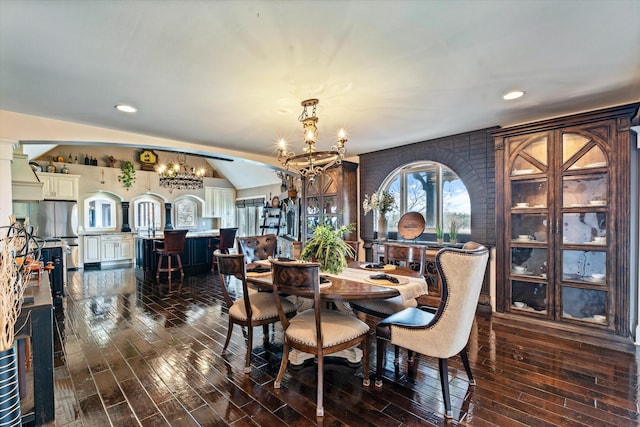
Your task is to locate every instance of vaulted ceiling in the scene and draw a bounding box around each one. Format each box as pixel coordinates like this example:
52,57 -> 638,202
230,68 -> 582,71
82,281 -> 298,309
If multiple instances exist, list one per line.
1,1 -> 639,189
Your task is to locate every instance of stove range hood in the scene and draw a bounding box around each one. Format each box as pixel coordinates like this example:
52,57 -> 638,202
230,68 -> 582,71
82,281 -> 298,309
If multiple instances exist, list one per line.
11,153 -> 43,201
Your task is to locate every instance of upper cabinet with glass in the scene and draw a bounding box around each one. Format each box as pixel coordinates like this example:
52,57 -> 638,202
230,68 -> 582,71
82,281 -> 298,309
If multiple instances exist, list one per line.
495,103 -> 638,339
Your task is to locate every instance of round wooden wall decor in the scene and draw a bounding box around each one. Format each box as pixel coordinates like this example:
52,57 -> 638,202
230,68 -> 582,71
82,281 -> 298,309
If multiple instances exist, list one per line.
397,211 -> 426,240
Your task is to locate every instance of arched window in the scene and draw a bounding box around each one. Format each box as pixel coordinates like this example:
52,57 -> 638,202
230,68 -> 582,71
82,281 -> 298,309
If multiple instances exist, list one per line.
133,196 -> 162,232
84,195 -> 116,230
381,162 -> 471,235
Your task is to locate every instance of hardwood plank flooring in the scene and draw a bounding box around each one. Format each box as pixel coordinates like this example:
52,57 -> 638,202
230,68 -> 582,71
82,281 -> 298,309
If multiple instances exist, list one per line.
48,267 -> 639,426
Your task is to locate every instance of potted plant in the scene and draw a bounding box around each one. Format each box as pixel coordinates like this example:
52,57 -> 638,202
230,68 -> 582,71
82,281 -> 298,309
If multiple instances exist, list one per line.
0,224 -> 39,424
435,224 -> 444,244
300,223 -> 355,274
448,219 -> 459,244
363,191 -> 396,240
118,160 -> 136,190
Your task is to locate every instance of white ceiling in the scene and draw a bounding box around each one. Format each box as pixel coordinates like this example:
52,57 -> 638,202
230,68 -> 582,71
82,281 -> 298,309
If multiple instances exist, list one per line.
1,1 -> 639,188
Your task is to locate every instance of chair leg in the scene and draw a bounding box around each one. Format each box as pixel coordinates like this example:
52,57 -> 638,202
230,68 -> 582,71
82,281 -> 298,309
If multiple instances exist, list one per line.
393,345 -> 400,366
316,353 -> 324,417
438,358 -> 453,419
274,342 -> 290,388
156,254 -> 162,280
177,254 -> 184,277
222,319 -> 234,354
375,338 -> 386,387
244,326 -> 253,374
262,324 -> 269,345
362,334 -> 370,387
460,346 -> 476,385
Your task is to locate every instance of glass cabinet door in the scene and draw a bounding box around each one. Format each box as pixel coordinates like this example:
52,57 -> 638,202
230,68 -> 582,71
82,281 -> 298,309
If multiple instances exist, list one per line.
558,131 -> 610,327
507,135 -> 550,317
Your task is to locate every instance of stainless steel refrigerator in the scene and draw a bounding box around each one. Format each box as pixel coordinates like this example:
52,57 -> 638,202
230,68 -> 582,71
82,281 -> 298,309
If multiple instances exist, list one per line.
28,200 -> 79,269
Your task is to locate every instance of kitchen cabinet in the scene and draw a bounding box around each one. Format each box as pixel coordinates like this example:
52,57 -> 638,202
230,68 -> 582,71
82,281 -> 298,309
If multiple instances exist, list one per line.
83,235 -> 101,264
301,161 -> 358,242
37,172 -> 79,200
204,187 -> 236,227
83,234 -> 134,267
494,103 -> 638,338
135,236 -> 215,276
101,234 -> 133,263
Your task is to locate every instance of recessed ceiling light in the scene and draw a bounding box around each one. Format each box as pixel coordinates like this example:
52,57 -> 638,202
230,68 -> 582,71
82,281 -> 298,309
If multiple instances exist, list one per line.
115,104 -> 137,113
503,91 -> 525,100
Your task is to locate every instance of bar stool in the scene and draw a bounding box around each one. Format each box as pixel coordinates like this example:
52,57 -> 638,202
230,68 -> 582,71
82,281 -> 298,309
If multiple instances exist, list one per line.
154,230 -> 188,281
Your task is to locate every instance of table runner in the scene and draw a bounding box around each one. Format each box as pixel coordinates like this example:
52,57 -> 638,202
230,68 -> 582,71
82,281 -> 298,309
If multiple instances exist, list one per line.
324,267 -> 427,302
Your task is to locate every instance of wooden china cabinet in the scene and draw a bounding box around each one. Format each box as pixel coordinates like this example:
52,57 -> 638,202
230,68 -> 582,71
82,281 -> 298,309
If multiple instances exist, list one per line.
301,161 -> 358,242
494,103 -> 638,340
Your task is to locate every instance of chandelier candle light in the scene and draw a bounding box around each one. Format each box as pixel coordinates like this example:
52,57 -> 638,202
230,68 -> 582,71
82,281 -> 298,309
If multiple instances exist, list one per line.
277,98 -> 347,182
157,153 -> 206,191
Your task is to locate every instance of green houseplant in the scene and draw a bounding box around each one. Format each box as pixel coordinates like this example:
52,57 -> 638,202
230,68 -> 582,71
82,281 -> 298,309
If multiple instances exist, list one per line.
300,223 -> 355,274
435,224 -> 444,244
118,160 -> 136,190
448,219 -> 459,244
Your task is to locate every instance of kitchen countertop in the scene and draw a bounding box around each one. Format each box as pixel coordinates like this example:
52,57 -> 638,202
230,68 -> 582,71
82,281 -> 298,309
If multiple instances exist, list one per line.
135,230 -> 220,239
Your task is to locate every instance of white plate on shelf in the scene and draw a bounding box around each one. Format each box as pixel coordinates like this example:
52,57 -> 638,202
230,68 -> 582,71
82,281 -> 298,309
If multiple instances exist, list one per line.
512,270 -> 533,275
588,200 -> 607,206
513,238 -> 532,242
583,276 -> 605,283
512,169 -> 534,175
585,161 -> 607,168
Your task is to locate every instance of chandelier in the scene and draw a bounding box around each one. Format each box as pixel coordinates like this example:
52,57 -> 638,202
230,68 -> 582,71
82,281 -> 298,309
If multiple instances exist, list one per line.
277,98 -> 347,182
157,154 -> 205,191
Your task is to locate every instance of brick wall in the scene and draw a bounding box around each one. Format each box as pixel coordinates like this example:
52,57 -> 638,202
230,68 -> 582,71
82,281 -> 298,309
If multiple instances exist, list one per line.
359,127 -> 497,246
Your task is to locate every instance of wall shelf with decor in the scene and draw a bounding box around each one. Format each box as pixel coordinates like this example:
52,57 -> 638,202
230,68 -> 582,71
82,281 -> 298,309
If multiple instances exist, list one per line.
494,103 -> 638,345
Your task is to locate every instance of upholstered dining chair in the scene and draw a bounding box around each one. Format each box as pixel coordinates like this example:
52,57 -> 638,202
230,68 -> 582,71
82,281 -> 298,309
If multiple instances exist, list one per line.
351,243 -> 426,364
211,227 -> 238,271
154,229 -> 188,281
375,243 -> 489,419
237,233 -> 278,264
270,259 -> 370,417
216,252 -> 296,374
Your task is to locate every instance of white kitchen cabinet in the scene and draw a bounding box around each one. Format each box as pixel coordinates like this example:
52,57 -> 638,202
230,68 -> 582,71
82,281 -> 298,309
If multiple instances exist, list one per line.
101,234 -> 134,263
204,187 -> 236,227
37,172 -> 80,200
213,187 -> 236,228
83,234 -> 133,266
83,235 -> 101,263
203,187 -> 215,217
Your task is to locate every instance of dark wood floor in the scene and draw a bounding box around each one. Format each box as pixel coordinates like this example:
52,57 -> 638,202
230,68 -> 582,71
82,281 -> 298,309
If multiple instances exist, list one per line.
49,267 -> 639,426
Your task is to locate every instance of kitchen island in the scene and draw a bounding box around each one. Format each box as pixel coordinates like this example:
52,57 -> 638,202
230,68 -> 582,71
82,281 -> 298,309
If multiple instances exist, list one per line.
135,230 -> 220,277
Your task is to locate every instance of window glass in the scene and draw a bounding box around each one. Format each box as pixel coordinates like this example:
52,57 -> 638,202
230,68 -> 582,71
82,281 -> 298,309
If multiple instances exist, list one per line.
85,196 -> 116,229
380,162 -> 470,235
133,198 -> 162,231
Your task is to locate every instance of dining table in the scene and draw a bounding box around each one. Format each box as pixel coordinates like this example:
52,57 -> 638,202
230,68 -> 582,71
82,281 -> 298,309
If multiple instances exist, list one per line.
245,260 -> 428,365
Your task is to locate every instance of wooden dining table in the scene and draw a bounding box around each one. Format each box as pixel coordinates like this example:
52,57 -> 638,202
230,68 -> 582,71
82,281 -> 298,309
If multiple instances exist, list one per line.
244,260 -> 428,365
245,260 -> 426,302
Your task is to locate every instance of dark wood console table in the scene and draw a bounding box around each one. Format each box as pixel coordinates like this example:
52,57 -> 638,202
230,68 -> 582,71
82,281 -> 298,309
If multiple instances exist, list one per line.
16,283 -> 54,426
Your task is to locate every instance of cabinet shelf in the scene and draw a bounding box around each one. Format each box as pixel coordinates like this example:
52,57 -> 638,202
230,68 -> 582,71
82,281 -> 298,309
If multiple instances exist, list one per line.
494,103 -> 638,339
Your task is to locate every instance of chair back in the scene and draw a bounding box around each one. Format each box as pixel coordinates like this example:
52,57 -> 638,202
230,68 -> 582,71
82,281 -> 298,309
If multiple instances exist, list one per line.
218,228 -> 238,253
384,243 -> 425,273
428,243 -> 489,357
270,260 -> 322,331
215,252 -> 249,311
162,230 -> 188,253
237,234 -> 278,263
